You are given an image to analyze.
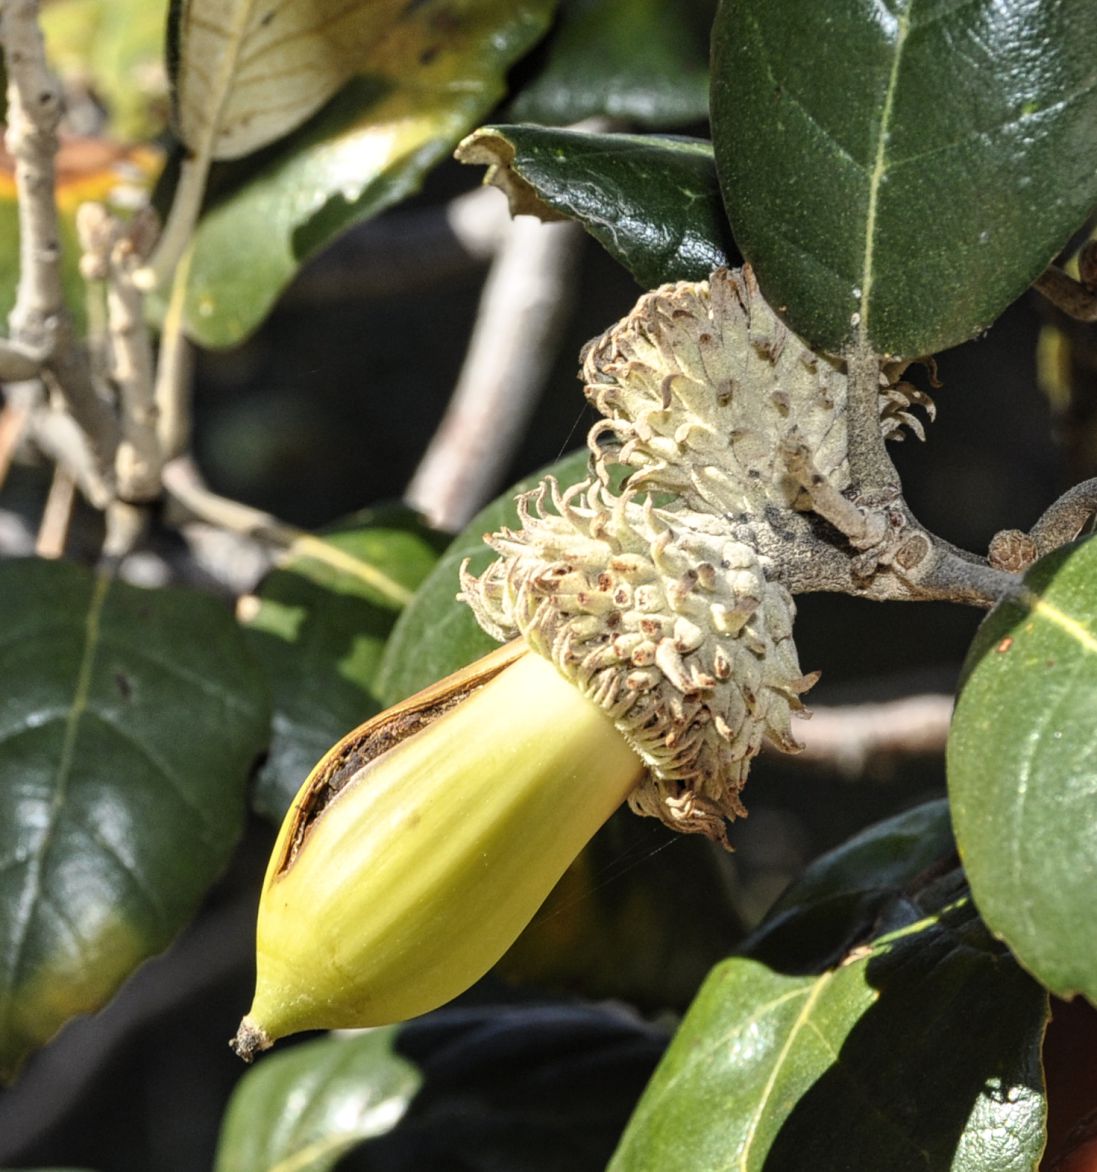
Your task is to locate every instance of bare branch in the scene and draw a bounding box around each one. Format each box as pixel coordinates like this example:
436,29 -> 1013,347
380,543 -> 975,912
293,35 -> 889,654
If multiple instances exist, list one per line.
771,343 -> 1024,609
162,457 -> 414,606
405,214 -> 585,532
1,0 -> 118,476
0,395 -> 32,490
28,402 -> 114,507
154,252 -> 196,460
769,692 -> 954,774
1028,476 -> 1097,554
104,211 -> 161,499
843,341 -> 903,496
34,462 -> 75,558
102,499 -> 150,563
1035,264 -> 1097,322
161,457 -> 302,546
0,372 -> 113,506
3,0 -> 64,348
780,435 -> 889,549
0,336 -> 48,380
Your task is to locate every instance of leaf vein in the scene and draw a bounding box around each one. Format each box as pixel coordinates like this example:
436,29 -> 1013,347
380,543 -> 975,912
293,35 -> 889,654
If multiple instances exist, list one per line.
735,971 -> 833,1169
0,573 -> 109,1035
858,4 -> 912,340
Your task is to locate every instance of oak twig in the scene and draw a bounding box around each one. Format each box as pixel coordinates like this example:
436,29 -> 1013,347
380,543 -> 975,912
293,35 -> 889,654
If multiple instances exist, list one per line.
98,208 -> 161,499
770,346 -> 1023,610
163,456 -> 414,605
1,0 -> 118,476
161,457 -> 302,547
1035,265 -> 1097,322
0,337 -> 48,381
35,462 -> 75,557
29,405 -> 114,507
1027,476 -> 1097,554
772,692 -> 954,774
405,215 -> 585,532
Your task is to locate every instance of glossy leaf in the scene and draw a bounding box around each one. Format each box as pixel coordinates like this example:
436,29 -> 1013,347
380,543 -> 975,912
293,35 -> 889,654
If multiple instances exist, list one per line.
0,140 -> 161,332
611,876 -> 1047,1171
711,0 -> 1097,357
214,1027 -> 421,1172
241,505 -> 445,823
456,125 -> 733,288
0,559 -> 269,1082
342,1004 -> 667,1172
41,0 -> 170,142
508,0 -> 714,128
746,799 -> 955,972
375,448 -> 590,705
179,0 -> 557,347
949,535 -> 1097,1004
217,1008 -> 663,1172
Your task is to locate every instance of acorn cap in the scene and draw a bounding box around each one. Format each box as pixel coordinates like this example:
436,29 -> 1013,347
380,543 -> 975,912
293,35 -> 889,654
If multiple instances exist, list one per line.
461,269 -> 831,843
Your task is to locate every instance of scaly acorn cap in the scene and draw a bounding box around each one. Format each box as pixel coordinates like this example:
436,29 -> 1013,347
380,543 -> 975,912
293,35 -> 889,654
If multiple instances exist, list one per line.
460,267 -> 859,843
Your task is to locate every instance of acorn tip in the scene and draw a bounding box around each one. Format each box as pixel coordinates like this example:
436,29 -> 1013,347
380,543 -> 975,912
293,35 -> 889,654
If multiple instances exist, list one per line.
230,1016 -> 272,1063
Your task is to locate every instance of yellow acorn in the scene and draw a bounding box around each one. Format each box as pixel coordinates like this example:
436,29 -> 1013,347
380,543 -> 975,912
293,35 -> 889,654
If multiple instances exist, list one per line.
234,268 -> 842,1059
232,640 -> 644,1060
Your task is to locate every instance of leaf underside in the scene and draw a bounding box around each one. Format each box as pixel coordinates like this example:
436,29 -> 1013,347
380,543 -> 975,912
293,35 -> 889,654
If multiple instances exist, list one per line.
179,0 -> 558,347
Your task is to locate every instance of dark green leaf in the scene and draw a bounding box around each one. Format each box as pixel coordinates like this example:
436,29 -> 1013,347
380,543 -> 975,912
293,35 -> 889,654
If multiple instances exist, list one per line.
509,0 -> 714,128
375,449 -> 590,705
949,534 -> 1097,1003
610,879 -> 1047,1171
241,505 -> 445,823
340,1004 -> 667,1172
214,1027 -> 421,1172
179,0 -> 557,347
747,799 -> 955,971
711,0 -> 1097,356
0,559 -> 269,1082
456,126 -> 733,288
216,1005 -> 663,1172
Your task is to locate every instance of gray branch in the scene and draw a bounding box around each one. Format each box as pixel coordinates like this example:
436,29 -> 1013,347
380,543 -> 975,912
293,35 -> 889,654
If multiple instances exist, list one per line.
404,214 -> 585,533
1035,264 -> 1097,322
770,692 -> 954,773
1,0 -> 118,479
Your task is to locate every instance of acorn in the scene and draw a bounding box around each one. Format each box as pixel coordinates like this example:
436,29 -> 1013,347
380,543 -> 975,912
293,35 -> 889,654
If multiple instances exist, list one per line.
232,641 -> 644,1060
234,267 -> 889,1058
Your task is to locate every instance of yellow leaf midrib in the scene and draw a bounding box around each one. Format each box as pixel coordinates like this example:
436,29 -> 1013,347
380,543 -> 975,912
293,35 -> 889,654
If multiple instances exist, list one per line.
857,5 -> 913,347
